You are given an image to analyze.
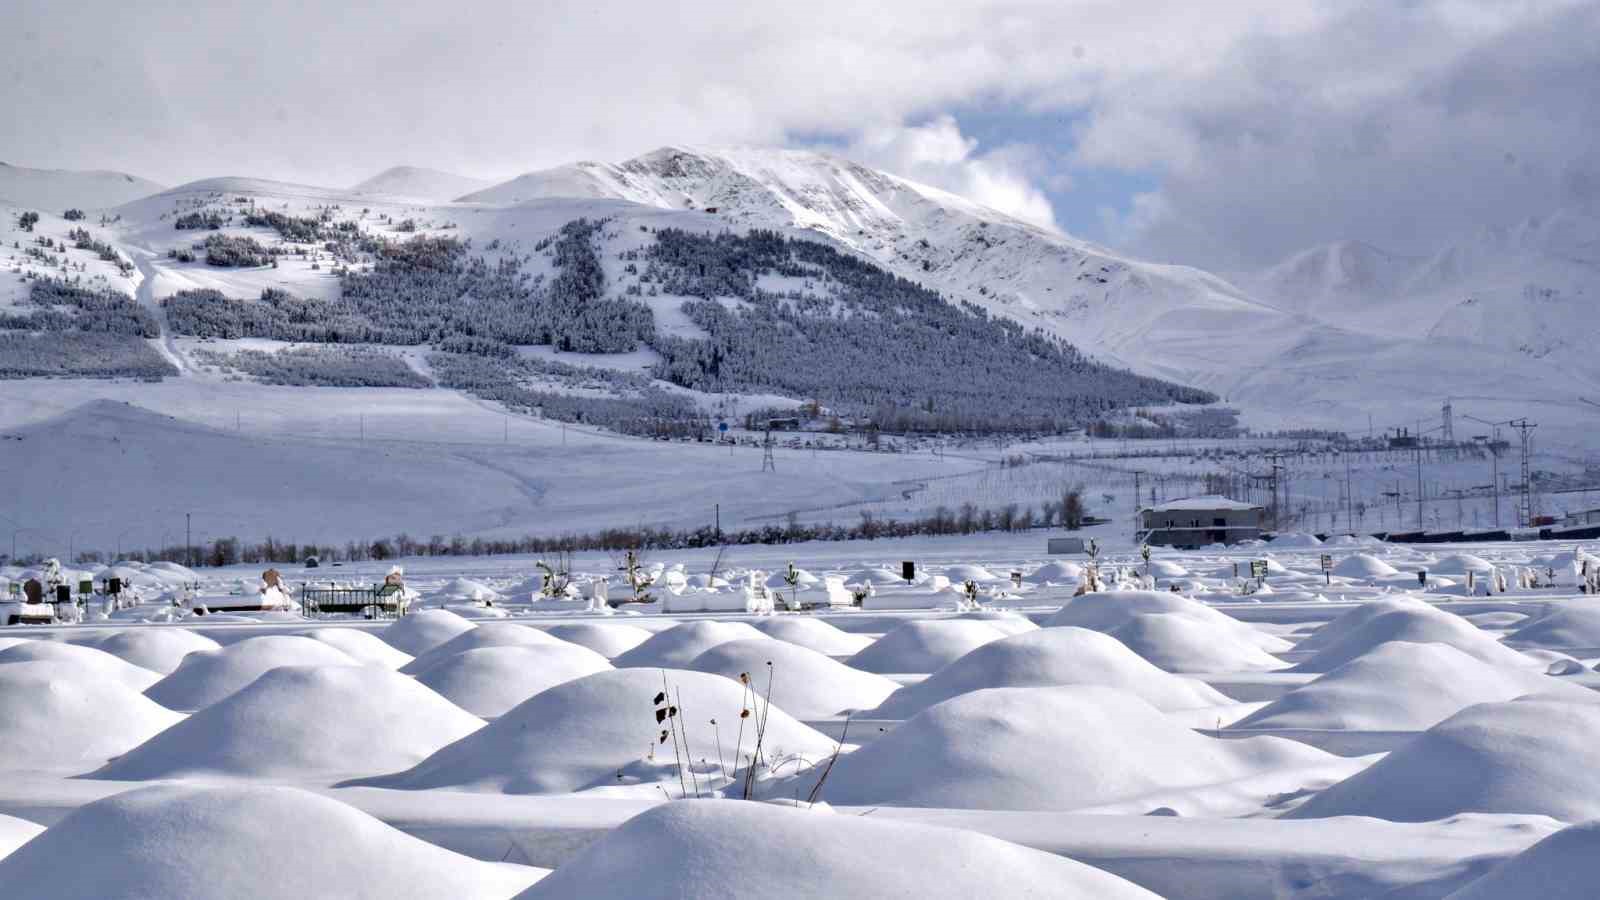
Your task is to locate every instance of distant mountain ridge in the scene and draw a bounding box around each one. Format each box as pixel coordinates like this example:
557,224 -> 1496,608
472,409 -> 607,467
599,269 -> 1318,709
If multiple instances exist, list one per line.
0,162 -> 165,210
350,166 -> 494,201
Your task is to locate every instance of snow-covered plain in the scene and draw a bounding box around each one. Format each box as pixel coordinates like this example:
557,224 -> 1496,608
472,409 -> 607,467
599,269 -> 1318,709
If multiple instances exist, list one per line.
2,535 -> 1600,896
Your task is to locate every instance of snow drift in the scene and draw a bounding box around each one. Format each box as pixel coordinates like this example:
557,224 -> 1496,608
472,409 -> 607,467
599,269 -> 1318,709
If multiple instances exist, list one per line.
0,640 -> 163,691
1108,613 -> 1287,673
413,644 -> 613,718
299,627 -> 414,669
866,627 -> 1229,719
687,639 -> 900,719
514,799 -> 1160,899
401,623 -> 568,675
544,622 -> 653,658
97,665 -> 484,782
610,620 -> 768,669
379,608 -> 477,656
1290,605 -> 1537,673
1446,819 -> 1600,900
0,661 -> 183,774
144,635 -> 358,711
350,668 -> 835,795
846,619 -> 1007,673
94,628 -> 221,674
1046,590 -> 1291,652
0,784 -> 543,899
750,616 -> 873,655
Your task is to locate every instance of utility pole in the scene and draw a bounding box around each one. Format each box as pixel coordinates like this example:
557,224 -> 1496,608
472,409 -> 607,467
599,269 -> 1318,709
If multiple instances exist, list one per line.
1511,418 -> 1537,526
714,503 -> 721,540
186,512 -> 192,568
1415,443 -> 1425,528
1344,451 -> 1353,533
1133,471 -> 1144,519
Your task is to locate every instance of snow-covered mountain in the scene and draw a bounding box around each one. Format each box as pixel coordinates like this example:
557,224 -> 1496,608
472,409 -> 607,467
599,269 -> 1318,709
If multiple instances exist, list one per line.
349,166 -> 494,202
461,146 -> 1303,391
1249,241 -> 1422,315
0,162 -> 165,211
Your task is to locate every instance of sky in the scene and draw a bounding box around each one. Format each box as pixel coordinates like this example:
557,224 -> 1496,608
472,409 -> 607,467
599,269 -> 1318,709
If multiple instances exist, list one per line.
3,0 -> 1596,271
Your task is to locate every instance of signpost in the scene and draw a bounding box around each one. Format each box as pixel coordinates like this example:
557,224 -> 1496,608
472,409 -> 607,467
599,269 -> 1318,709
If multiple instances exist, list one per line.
1249,559 -> 1268,590
1320,554 -> 1333,585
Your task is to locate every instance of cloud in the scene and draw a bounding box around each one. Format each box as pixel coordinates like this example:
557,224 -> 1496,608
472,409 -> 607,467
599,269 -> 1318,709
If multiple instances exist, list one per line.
1080,0 -> 1600,268
842,116 -> 1060,229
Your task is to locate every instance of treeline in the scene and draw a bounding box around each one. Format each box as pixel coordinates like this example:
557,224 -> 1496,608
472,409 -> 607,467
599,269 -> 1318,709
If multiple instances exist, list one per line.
164,287 -> 374,342
0,332 -> 176,380
643,228 -> 1215,433
204,234 -> 274,267
196,345 -> 432,388
67,494 -> 1088,568
428,352 -> 706,437
1,276 -> 160,338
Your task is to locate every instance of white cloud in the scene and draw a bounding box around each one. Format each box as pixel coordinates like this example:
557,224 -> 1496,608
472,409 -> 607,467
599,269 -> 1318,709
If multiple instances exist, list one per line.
844,116 -> 1060,229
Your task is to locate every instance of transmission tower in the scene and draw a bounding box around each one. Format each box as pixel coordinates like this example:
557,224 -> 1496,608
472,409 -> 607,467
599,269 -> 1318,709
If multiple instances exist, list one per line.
1441,398 -> 1453,443
761,427 -> 776,473
1511,418 -> 1536,526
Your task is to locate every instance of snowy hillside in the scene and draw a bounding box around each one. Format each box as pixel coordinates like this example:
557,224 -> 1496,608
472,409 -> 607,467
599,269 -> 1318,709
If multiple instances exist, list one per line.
0,162 -> 165,211
1249,241 -> 1422,315
349,167 -> 494,202
461,146 -> 1305,390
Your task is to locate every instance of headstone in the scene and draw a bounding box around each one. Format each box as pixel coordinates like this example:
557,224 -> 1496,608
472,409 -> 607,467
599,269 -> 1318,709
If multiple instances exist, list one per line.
23,579 -> 42,604
54,584 -> 71,604
262,568 -> 282,589
901,561 -> 916,582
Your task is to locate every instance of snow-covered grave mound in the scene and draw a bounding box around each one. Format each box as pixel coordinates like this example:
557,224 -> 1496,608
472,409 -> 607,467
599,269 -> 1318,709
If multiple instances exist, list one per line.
144,635 -> 357,712
514,799 -> 1159,900
94,629 -> 221,674
0,784 -> 544,899
401,622 -> 568,675
796,685 -> 1333,811
1046,590 -> 1292,652
422,577 -> 503,605
1288,696 -> 1600,822
1233,642 -> 1588,732
1465,611 -> 1531,630
0,661 -> 183,774
1430,553 -> 1497,575
610,620 -> 768,669
379,608 -> 477,656
98,664 -> 484,782
1293,596 -> 1437,652
350,668 -> 835,795
1148,559 -> 1190,578
414,645 -> 613,718
866,627 -> 1230,719
298,627 -> 414,669
751,617 -> 873,655
1505,598 -> 1600,649
1446,820 -> 1600,900
1290,605 -> 1538,673
846,620 -> 1007,673
949,609 -> 1040,635
940,563 -> 1001,582
687,639 -> 900,719
0,814 -> 42,863
1331,553 -> 1401,579
1109,613 -> 1288,673
845,566 -> 912,586
1026,560 -> 1083,584
545,622 -> 653,658
0,640 -> 163,691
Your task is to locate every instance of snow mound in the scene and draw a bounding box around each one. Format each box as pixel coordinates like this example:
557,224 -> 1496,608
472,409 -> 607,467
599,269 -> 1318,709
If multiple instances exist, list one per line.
99,665 -> 484,782
611,620 -> 768,669
1289,696 -> 1600,822
941,563 -> 1001,582
1447,820 -> 1600,900
0,784 -> 543,899
1291,605 -> 1537,673
1294,596 -> 1437,652
1235,642 -> 1588,732
544,622 -> 653,658
1109,613 -> 1288,673
514,799 -> 1159,900
1148,560 -> 1189,578
401,623 -> 567,675
298,627 -> 414,669
414,645 -> 613,718
1332,553 -> 1401,579
351,668 -> 835,795
803,685 -> 1332,811
425,577 -> 502,604
1046,590 -> 1291,652
867,627 -> 1229,718
1026,560 -> 1083,584
845,566 -> 912,585
847,620 -> 1007,673
688,639 -> 900,719
751,617 -> 873,655
379,608 -> 477,656
94,628 -> 221,674
1506,598 -> 1600,649
144,635 -> 357,711
0,640 -> 163,691
0,661 -> 183,774
949,609 -> 1040,636
1430,553 -> 1496,575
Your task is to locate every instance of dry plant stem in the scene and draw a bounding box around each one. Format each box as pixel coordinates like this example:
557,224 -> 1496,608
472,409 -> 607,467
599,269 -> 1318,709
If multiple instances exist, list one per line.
675,686 -> 700,799
807,713 -> 851,807
660,671 -> 688,800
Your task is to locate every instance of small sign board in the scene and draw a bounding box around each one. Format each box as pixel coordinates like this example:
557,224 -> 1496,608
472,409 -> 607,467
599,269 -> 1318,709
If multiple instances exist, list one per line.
718,421 -> 729,433
1047,537 -> 1086,555
1249,560 -> 1269,579
1320,554 -> 1333,572
901,561 -> 916,582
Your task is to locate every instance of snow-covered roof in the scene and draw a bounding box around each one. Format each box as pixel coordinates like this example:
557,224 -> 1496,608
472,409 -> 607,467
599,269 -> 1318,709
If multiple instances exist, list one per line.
1141,495 -> 1263,513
